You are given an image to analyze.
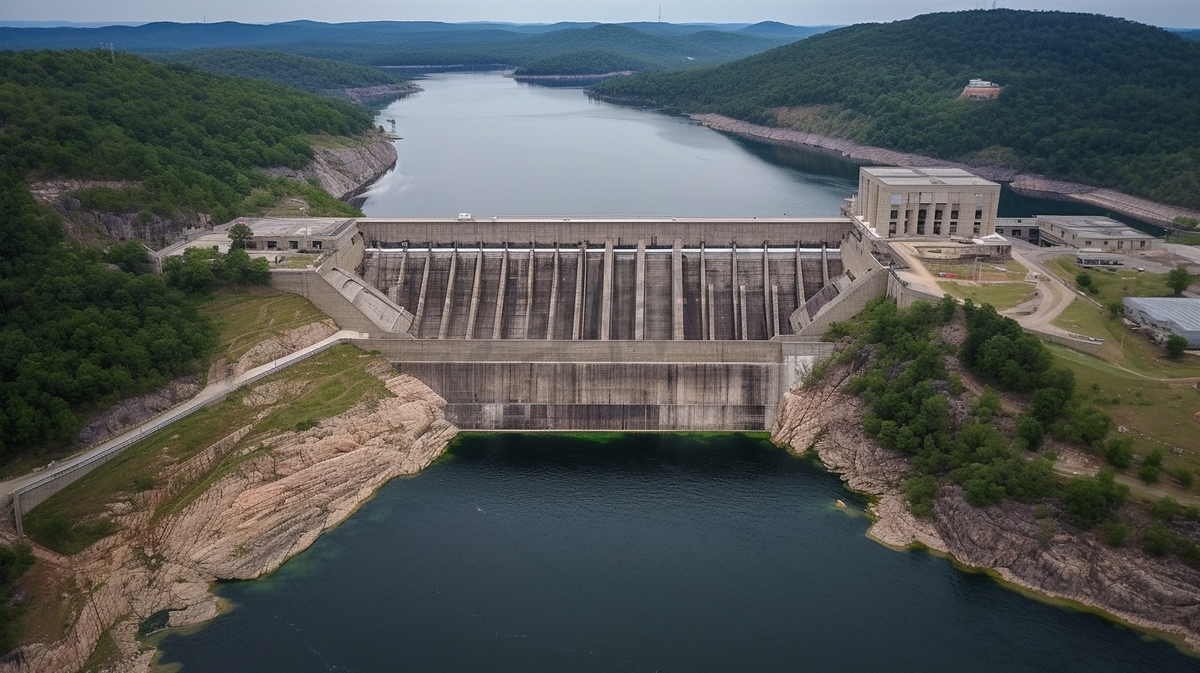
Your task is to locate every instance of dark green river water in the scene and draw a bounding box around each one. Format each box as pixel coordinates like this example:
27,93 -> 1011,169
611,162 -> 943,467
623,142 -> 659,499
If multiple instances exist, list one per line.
158,434 -> 1197,672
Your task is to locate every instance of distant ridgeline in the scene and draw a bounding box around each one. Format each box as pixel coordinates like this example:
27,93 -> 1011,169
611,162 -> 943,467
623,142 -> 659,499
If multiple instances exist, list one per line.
151,49 -> 413,98
0,20 -> 829,74
593,10 -> 1200,210
0,50 -> 372,222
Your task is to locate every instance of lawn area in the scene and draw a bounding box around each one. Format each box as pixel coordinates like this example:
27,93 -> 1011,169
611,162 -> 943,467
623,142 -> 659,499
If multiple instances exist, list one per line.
1166,233 -> 1200,246
201,287 -> 331,363
1050,344 -> 1200,484
936,281 -> 1037,310
925,257 -> 1028,282
23,345 -> 390,554
1045,255 -> 1175,305
1051,291 -> 1200,379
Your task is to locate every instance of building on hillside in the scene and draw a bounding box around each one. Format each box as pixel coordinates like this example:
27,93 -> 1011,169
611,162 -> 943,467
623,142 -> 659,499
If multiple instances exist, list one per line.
1123,297 -> 1200,347
961,78 -> 1001,99
847,166 -> 1001,240
157,217 -> 359,258
1035,215 -> 1156,252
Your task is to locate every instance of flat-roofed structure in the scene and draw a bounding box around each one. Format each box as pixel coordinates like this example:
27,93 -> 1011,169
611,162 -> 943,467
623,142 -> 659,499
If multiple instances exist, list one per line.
961,78 -> 1001,99
1123,297 -> 1200,347
848,166 -> 1000,240
155,217 -> 359,259
1036,215 -> 1156,252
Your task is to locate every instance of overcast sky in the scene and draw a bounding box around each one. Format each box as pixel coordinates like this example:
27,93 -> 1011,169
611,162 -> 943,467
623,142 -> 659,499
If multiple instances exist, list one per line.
3,0 -> 1197,29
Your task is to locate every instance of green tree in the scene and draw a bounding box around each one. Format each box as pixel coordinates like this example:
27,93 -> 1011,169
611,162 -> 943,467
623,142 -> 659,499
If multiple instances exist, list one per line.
1167,264 -> 1192,295
228,222 -> 254,250
1075,271 -> 1093,290
1166,334 -> 1188,359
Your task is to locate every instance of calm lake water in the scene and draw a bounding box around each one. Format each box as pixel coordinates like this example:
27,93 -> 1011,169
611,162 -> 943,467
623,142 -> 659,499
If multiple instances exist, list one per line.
359,72 -> 856,217
159,76 -> 1195,670
158,434 -> 1198,672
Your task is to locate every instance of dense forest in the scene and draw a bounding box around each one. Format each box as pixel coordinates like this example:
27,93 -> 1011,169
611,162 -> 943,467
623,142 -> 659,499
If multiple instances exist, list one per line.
593,10 -> 1200,209
0,173 -> 216,455
0,21 -> 808,72
152,49 -> 411,96
0,50 -> 373,221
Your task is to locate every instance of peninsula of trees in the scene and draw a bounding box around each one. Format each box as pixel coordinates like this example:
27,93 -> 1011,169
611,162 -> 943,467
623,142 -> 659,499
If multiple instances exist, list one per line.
593,10 -> 1200,210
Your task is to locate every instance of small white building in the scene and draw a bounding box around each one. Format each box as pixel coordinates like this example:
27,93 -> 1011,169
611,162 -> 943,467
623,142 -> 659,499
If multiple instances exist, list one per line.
1123,297 -> 1200,347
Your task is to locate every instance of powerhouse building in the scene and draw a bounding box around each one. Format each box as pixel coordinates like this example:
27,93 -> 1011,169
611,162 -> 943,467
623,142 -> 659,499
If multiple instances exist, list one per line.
848,167 -> 1000,240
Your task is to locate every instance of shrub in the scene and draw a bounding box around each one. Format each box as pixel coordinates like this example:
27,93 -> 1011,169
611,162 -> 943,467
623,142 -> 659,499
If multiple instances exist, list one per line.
1014,414 -> 1044,451
903,474 -> 938,517
1061,470 -> 1128,527
1140,464 -> 1161,484
1143,448 -> 1164,468
1150,496 -> 1184,521
1172,466 -> 1195,489
1100,520 -> 1130,547
1142,521 -> 1173,556
1166,334 -> 1188,359
1101,436 -> 1133,468
1075,271 -> 1093,289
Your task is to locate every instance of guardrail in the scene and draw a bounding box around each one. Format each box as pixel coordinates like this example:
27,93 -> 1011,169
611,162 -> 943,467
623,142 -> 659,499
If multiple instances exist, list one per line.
9,337 -> 352,536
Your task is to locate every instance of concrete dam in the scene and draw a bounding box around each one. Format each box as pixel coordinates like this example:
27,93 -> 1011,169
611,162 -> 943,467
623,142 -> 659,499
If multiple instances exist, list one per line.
271,216 -> 893,431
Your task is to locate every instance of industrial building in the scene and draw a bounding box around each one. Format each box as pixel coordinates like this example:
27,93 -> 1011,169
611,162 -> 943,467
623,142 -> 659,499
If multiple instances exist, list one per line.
1123,297 -> 1200,347
1034,215 -> 1156,252
846,166 -> 1000,240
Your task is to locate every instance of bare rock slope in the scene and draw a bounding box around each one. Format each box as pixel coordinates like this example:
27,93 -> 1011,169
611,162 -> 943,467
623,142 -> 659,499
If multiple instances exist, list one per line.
5,368 -> 456,673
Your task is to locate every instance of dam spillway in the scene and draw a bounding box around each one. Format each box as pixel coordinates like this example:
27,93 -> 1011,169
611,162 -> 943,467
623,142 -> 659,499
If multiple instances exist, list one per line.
363,244 -> 842,342
270,217 -> 888,431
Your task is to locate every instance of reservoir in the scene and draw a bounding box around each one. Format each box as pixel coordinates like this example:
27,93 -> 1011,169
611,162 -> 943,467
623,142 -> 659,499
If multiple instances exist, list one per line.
158,434 -> 1197,671
160,75 -> 1196,670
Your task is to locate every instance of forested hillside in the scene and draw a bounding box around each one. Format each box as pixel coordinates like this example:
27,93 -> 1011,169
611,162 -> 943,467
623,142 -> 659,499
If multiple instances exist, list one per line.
594,10 -> 1200,209
0,173 -> 215,455
153,49 -> 410,96
0,50 -> 373,221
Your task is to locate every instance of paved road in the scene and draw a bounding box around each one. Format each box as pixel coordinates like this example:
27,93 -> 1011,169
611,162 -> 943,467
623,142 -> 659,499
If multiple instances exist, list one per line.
0,330 -> 367,511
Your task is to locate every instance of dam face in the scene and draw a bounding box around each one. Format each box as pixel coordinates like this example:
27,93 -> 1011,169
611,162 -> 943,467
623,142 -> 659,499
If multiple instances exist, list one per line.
282,217 -> 863,431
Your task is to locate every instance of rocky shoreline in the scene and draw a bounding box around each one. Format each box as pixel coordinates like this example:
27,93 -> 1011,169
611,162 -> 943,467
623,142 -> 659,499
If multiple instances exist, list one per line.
1,364 -> 457,673
691,113 -> 1200,228
771,357 -> 1200,654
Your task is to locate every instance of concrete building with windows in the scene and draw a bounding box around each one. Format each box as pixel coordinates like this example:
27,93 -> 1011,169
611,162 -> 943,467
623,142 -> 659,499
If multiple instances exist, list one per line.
1034,215 -> 1156,252
847,167 -> 1001,240
1123,297 -> 1200,347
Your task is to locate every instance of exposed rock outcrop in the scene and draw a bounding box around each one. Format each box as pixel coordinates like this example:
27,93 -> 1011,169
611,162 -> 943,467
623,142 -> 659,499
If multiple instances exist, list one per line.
266,131 -> 398,201
4,368 -> 457,673
331,83 -> 422,104
772,358 -> 1200,653
28,180 -> 212,247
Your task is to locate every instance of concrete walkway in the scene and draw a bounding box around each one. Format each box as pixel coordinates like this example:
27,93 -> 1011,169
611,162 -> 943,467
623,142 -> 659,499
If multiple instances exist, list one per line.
1,330 -> 368,518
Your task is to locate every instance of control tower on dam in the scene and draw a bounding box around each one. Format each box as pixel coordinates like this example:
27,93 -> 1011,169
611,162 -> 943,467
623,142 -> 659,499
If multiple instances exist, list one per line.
265,215 -> 892,431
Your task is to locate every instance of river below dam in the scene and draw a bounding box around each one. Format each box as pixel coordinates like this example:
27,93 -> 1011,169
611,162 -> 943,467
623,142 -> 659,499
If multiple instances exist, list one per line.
159,74 -> 1197,670
158,434 -> 1197,671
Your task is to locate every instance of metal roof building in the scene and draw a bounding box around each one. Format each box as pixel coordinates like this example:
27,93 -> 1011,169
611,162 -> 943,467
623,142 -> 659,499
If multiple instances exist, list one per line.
1123,297 -> 1200,347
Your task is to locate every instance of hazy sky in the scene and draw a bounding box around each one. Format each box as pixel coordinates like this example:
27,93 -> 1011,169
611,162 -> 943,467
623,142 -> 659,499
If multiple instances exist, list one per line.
3,0 -> 1198,29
